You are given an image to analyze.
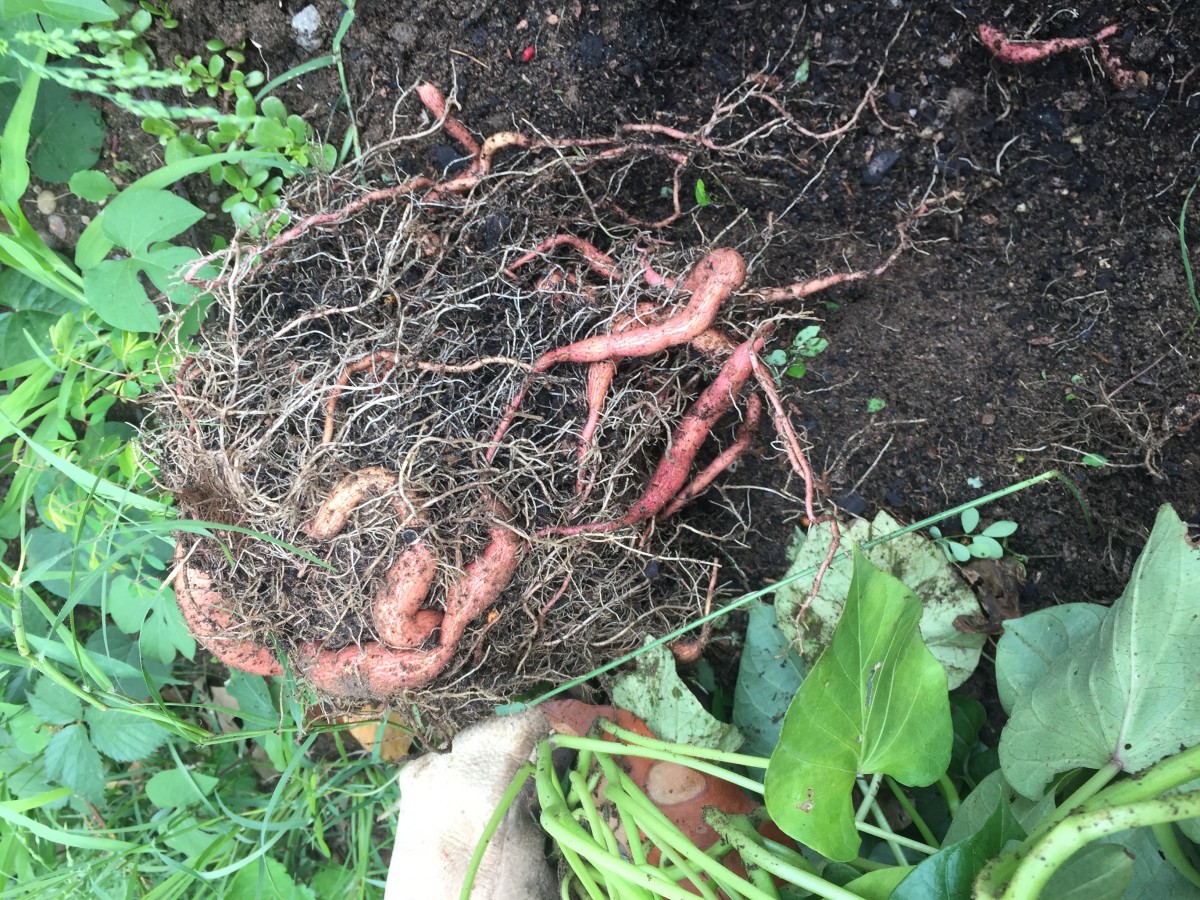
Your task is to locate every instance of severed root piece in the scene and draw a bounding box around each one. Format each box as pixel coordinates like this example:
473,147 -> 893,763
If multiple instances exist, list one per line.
978,22 -> 1134,90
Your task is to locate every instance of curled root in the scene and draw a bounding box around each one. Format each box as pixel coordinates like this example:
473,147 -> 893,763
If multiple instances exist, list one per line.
543,331 -> 766,537
172,550 -> 283,677
374,543 -> 441,647
488,248 -> 747,461
302,466 -> 399,539
173,466 -> 526,697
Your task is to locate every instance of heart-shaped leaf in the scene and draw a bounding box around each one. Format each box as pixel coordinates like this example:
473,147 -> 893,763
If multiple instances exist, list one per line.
1000,505 -> 1200,798
775,511 -> 986,688
765,550 -> 951,860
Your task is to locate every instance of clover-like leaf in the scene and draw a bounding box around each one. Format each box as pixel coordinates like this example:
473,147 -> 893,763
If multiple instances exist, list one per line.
765,551 -> 951,860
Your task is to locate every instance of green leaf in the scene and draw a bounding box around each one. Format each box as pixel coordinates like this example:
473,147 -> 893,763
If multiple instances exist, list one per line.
612,642 -> 742,752
225,671 -> 280,724
784,362 -> 807,379
44,723 -> 105,803
0,310 -> 58,364
28,80 -> 104,183
995,604 -> 1106,715
0,52 -> 44,207
84,707 -> 171,762
764,551 -> 952,860
793,57 -> 810,84
949,695 -> 986,780
82,257 -> 160,332
28,678 -> 82,725
775,512 -> 986,689
1081,453 -> 1109,468
843,866 -> 913,898
961,508 -> 980,534
969,535 -> 1004,558
249,116 -> 295,150
145,767 -> 219,809
694,178 -> 711,207
4,0 -> 117,22
83,628 -> 175,697
1000,505 -> 1200,798
68,169 -> 116,203
227,856 -> 314,900
867,397 -> 887,413
891,794 -> 1026,899
943,769 -> 1054,845
1038,842 -> 1134,899
732,601 -> 804,765
138,597 -> 195,666
107,573 -> 157,634
99,189 -> 203,254
982,520 -> 1019,539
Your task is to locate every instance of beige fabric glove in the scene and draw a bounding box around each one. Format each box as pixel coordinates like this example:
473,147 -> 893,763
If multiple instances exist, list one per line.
385,710 -> 557,899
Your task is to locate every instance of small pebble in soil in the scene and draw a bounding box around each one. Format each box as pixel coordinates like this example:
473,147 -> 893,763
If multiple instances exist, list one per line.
862,149 -> 901,186
835,491 -> 869,516
292,5 -> 321,52
431,144 -> 470,174
46,214 -> 66,241
389,22 -> 418,50
36,189 -> 56,215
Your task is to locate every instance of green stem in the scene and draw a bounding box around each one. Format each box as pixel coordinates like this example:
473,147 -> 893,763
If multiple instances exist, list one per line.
1152,823 -> 1200,889
553,735 -> 764,795
706,810 -> 867,900
937,773 -> 961,817
1084,745 -> 1200,811
1002,791 -> 1200,900
594,756 -> 765,900
857,777 -> 906,865
885,776 -> 939,850
597,719 -> 769,769
1022,761 -> 1121,848
856,821 -> 936,855
568,770 -> 621,860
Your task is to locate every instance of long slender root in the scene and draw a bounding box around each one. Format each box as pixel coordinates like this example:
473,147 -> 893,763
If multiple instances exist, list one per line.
541,332 -> 766,537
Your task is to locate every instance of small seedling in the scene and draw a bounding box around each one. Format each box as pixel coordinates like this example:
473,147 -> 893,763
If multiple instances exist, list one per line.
763,324 -> 828,381
929,508 -> 1018,562
867,397 -> 887,413
694,178 -> 712,207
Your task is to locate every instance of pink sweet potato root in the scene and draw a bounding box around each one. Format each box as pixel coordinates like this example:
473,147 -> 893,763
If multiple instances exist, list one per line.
173,470 -> 525,697
978,22 -> 1134,90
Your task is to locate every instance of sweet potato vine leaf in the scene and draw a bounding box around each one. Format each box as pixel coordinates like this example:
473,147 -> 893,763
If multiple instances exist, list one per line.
732,600 -> 804,766
999,504 -> 1200,799
775,511 -> 985,689
764,550 -> 951,861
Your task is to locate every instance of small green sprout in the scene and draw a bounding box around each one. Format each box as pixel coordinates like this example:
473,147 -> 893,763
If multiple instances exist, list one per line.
694,178 -> 712,207
929,508 -> 1019,563
867,397 -> 887,413
763,325 -> 828,381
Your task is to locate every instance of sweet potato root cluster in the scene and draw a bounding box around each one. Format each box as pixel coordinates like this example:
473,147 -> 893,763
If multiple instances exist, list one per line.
158,78 -> 930,719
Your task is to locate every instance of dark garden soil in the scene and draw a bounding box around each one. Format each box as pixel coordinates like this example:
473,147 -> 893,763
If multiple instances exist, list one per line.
141,1 -> 1198,716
